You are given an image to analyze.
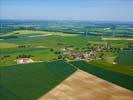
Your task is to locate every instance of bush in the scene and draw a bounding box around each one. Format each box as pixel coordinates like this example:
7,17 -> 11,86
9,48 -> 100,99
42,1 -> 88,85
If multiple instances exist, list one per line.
50,48 -> 54,52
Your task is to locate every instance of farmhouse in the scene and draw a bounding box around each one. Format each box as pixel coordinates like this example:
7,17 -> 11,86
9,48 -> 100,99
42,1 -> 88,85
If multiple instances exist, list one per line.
16,58 -> 33,64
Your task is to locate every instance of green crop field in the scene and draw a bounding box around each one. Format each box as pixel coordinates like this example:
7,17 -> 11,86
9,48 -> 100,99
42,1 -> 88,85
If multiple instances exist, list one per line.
0,33 -> 101,67
0,60 -> 77,100
70,61 -> 133,90
116,50 -> 133,66
89,60 -> 133,76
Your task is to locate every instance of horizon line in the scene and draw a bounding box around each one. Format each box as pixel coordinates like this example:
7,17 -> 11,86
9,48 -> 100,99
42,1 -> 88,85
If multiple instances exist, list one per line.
0,19 -> 133,23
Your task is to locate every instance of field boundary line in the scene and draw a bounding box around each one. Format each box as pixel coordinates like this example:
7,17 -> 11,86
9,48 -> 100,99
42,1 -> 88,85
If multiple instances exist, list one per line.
64,61 -> 79,70
37,70 -> 78,100
48,59 -> 79,70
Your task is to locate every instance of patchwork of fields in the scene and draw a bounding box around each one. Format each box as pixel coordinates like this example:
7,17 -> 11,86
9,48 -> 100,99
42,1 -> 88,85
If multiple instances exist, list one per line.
71,61 -> 133,90
0,60 -> 133,100
40,70 -> 133,100
0,29 -> 133,100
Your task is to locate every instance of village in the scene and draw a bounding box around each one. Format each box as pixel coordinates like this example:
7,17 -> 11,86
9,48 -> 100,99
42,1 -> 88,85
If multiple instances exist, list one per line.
2,41 -> 132,65
14,43 -> 111,64
14,41 -> 132,65
58,43 -> 112,62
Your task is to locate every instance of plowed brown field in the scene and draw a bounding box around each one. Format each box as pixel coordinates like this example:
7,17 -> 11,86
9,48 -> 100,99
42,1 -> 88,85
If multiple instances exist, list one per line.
39,70 -> 133,100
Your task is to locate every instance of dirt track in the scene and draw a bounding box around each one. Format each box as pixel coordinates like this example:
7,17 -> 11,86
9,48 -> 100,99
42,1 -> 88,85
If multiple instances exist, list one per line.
39,70 -> 133,100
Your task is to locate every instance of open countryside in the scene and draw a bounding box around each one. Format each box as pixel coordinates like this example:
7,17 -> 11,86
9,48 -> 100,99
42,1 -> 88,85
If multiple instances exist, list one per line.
0,0 -> 133,100
0,21 -> 133,100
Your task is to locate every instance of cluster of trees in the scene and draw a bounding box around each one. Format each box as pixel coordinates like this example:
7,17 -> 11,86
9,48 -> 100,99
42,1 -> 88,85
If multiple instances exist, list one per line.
0,35 -> 18,40
54,51 -> 61,54
58,55 -> 63,59
18,45 -> 27,48
57,43 -> 64,46
0,55 -> 10,60
50,48 -> 54,52
16,54 -> 32,59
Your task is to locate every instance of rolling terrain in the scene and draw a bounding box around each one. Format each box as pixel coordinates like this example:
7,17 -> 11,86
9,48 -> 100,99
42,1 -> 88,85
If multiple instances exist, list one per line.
0,20 -> 133,100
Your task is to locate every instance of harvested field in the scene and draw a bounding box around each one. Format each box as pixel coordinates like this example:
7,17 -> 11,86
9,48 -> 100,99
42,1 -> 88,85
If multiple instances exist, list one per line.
71,61 -> 133,90
11,30 -> 78,37
39,70 -> 133,100
102,37 -> 133,41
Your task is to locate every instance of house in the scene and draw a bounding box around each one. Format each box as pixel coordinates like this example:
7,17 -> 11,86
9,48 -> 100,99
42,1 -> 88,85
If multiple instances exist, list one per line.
72,54 -> 81,60
82,52 -> 89,59
61,47 -> 74,51
95,48 -> 101,52
113,62 -> 116,64
16,58 -> 33,64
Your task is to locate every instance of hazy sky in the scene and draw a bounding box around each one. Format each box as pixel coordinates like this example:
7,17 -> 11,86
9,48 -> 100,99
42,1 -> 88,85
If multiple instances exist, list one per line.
0,0 -> 133,21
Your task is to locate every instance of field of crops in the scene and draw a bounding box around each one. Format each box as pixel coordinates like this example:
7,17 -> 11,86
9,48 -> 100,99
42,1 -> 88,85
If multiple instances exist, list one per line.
70,61 -> 133,90
0,32 -> 101,67
89,60 -> 133,76
0,60 -> 77,100
116,50 -> 133,66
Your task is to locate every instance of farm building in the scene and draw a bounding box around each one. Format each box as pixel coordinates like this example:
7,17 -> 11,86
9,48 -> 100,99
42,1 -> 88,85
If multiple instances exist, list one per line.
16,58 -> 33,64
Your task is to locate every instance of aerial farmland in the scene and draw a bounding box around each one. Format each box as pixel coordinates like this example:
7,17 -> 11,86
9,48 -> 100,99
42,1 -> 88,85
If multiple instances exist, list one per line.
0,0 -> 133,100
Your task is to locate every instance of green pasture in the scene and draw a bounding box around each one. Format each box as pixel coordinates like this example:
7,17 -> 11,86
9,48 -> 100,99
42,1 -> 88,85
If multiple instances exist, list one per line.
0,48 -> 57,67
1,30 -> 101,49
3,35 -> 90,47
0,42 -> 17,49
116,50 -> 133,66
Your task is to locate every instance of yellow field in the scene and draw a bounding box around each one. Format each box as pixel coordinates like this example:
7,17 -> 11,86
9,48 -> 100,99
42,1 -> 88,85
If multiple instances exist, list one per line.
10,30 -> 79,37
0,42 -> 17,48
102,37 -> 133,41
